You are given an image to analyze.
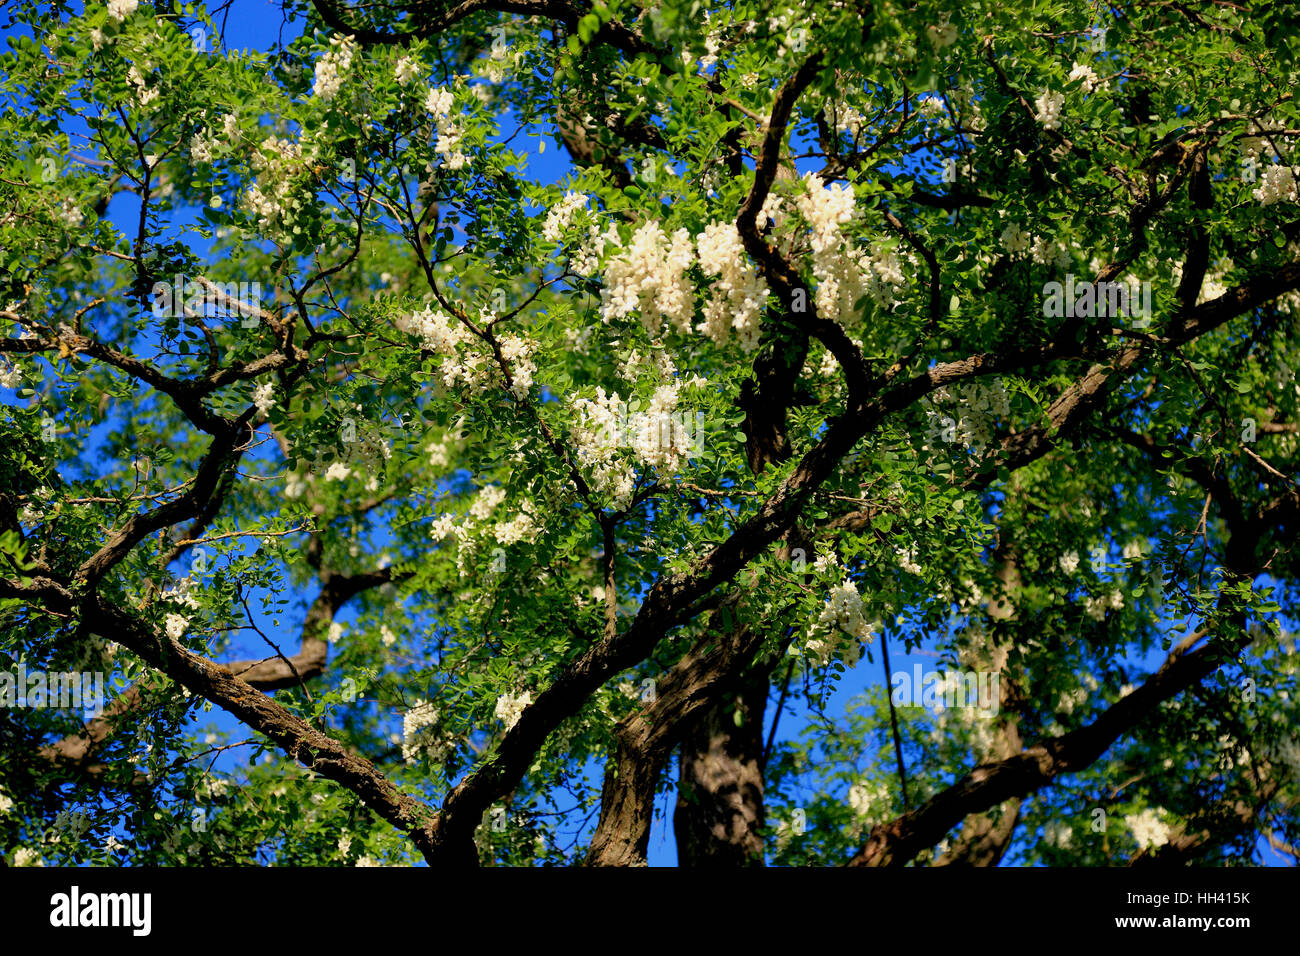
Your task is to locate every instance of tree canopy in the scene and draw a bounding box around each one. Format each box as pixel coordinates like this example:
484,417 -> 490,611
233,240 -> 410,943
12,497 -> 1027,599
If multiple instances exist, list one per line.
1,0 -> 1299,867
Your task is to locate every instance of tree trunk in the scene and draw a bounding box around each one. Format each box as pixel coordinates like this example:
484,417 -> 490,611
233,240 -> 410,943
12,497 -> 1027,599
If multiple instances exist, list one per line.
673,672 -> 768,866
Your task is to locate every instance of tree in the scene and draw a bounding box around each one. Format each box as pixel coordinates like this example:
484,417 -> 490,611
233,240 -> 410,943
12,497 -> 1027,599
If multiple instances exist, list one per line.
1,0 -> 1298,868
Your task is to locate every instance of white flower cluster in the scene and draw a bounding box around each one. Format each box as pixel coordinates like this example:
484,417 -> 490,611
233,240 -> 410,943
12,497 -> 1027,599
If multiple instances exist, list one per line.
57,197 -> 84,228
242,135 -> 314,239
571,381 -> 697,507
1083,589 -> 1124,620
1068,62 -> 1101,94
795,173 -> 906,320
164,612 -> 188,640
542,191 -> 588,243
618,346 -> 676,383
1034,89 -> 1065,131
394,55 -> 420,86
848,778 -> 892,820
571,387 -> 638,507
917,94 -> 946,119
425,87 -> 468,170
923,380 -> 1011,454
498,333 -> 537,400
126,64 -> 158,109
397,307 -> 535,399
402,699 -> 447,763
431,485 -> 540,574
469,484 -> 506,520
804,564 -> 875,667
163,575 -> 201,610
0,361 -> 21,388
252,381 -> 275,416
896,544 -> 922,575
600,221 -> 695,335
1042,820 -> 1073,848
1253,164 -> 1299,206
1030,234 -> 1070,268
494,690 -> 532,730
1125,808 -> 1171,850
825,99 -> 866,139
1058,550 -> 1080,574
1001,221 -> 1032,255
695,221 -> 769,351
313,35 -> 357,101
107,0 -> 139,23
189,116 -> 237,165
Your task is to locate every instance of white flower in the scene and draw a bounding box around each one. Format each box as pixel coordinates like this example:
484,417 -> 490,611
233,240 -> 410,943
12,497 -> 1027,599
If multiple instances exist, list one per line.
313,35 -> 357,101
494,508 -> 537,545
1083,589 -> 1124,620
1034,89 -> 1065,131
423,87 -> 468,169
285,473 -> 307,498
695,221 -> 769,350
1000,221 -> 1032,255
1253,164 -> 1298,206
847,778 -> 890,820
326,621 -> 344,644
402,699 -> 444,763
494,690 -> 532,730
896,545 -> 923,576
794,173 -> 906,320
251,382 -> 275,416
324,461 -> 351,481
542,191 -> 587,243
57,198 -> 84,228
107,0 -> 139,23
0,790 -> 12,813
1122,540 -> 1143,561
380,625 -> 397,647
425,86 -> 455,117
394,55 -> 420,86
355,855 -> 380,867
917,94 -> 945,118
13,848 -> 42,867
600,221 -> 696,335
1043,821 -> 1073,848
1068,62 -> 1099,94
1126,808 -> 1171,850
337,833 -> 352,857
469,485 -> 507,520
1031,234 -> 1064,266
0,363 -> 22,388
164,613 -> 188,640
1058,550 -> 1080,574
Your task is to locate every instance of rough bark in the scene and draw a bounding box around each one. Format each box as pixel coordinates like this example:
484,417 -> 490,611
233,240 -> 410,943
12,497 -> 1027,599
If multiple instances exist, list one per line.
674,670 -> 770,867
